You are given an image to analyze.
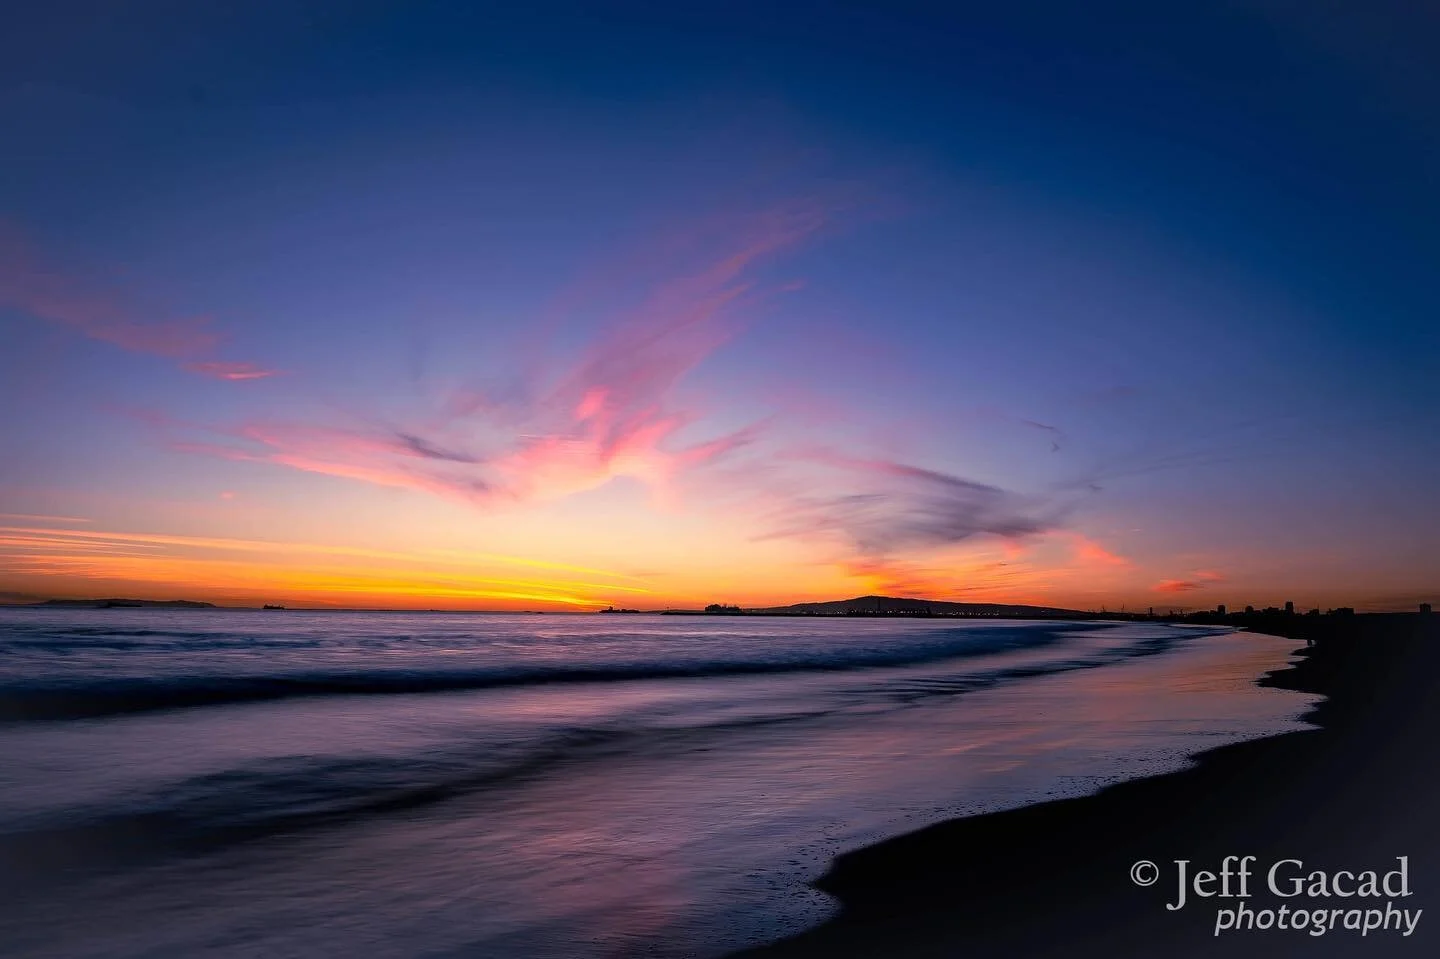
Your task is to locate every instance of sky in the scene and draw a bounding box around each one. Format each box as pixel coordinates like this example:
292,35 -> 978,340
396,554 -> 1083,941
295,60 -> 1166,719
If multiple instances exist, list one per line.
1,0 -> 1437,612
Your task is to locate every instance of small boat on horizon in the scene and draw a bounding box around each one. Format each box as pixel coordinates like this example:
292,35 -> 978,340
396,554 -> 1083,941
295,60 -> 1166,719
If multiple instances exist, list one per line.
262,604 -> 286,610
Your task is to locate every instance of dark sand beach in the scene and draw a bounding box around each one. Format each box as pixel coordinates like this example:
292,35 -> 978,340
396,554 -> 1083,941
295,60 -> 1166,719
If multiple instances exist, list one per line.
744,613 -> 1439,957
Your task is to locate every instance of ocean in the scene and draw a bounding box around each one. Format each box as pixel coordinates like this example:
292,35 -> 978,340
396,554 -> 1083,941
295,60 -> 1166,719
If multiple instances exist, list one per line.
0,608 -> 1315,958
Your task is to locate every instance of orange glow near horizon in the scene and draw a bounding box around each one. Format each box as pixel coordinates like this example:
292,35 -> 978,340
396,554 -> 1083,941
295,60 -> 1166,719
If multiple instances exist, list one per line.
2,201 -> 1432,616
0,518 -> 1162,612
0,525 -> 661,609
0,512 -> 1423,612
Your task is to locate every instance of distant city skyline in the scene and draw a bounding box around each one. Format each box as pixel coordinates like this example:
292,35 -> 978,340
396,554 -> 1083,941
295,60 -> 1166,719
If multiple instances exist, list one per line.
2,2 -> 1437,612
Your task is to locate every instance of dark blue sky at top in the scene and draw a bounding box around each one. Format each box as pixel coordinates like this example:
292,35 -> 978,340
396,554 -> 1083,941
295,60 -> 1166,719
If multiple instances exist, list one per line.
6,1 -> 1438,356
2,0 -> 1437,604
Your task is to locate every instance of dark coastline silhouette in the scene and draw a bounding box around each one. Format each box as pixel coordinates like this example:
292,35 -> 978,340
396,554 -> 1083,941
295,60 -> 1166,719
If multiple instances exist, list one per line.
31,598 -> 218,609
659,595 -> 1085,618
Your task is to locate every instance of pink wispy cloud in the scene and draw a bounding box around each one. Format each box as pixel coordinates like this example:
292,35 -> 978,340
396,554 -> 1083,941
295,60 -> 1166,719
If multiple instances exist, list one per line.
182,361 -> 280,381
1066,532 -> 1131,568
0,222 -> 276,380
162,205 -> 829,505
1153,569 -> 1226,593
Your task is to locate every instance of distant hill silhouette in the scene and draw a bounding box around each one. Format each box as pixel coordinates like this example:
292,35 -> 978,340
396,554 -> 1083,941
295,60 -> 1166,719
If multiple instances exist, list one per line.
32,598 -> 219,609
747,595 -> 1082,617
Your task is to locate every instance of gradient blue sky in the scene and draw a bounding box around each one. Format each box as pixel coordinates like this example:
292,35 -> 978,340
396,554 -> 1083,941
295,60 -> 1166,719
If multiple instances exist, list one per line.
2,1 -> 1436,610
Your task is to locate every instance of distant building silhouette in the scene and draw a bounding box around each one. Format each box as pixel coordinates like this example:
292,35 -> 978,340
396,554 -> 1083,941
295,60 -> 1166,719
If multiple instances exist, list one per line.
1216,604 -> 1226,616
1285,601 -> 1294,615
1422,603 -> 1432,615
1245,605 -> 1255,614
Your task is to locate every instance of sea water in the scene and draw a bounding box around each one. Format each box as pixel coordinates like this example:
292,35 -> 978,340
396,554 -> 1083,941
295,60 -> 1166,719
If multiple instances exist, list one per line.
0,609 -> 1315,957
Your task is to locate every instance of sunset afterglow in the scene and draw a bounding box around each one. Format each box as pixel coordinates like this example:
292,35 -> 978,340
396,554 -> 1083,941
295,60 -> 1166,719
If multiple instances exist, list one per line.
2,4 -> 1436,613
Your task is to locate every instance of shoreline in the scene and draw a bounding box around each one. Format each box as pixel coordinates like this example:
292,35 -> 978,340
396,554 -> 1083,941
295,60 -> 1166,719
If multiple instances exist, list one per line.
740,613 -> 1438,957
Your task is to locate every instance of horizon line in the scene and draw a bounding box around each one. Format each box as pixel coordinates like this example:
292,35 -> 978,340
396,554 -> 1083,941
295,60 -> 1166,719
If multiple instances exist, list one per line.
4,594 -> 1430,616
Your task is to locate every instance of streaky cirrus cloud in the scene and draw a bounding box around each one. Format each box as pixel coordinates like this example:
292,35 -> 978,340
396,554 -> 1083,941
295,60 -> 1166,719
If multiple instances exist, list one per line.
0,523 -> 644,581
0,525 -> 648,607
1153,579 -> 1205,592
0,222 -> 276,380
1153,569 -> 1226,593
162,204 -> 831,505
759,450 -> 1063,558
1020,418 -> 1066,452
182,361 -> 280,381
0,513 -> 93,524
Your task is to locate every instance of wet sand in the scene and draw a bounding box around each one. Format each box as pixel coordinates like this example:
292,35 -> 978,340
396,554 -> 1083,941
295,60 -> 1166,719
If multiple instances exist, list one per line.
743,614 -> 1439,957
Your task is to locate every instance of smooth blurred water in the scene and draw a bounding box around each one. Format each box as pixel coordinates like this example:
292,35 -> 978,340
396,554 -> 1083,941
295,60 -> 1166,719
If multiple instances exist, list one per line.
0,609 -> 1315,957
